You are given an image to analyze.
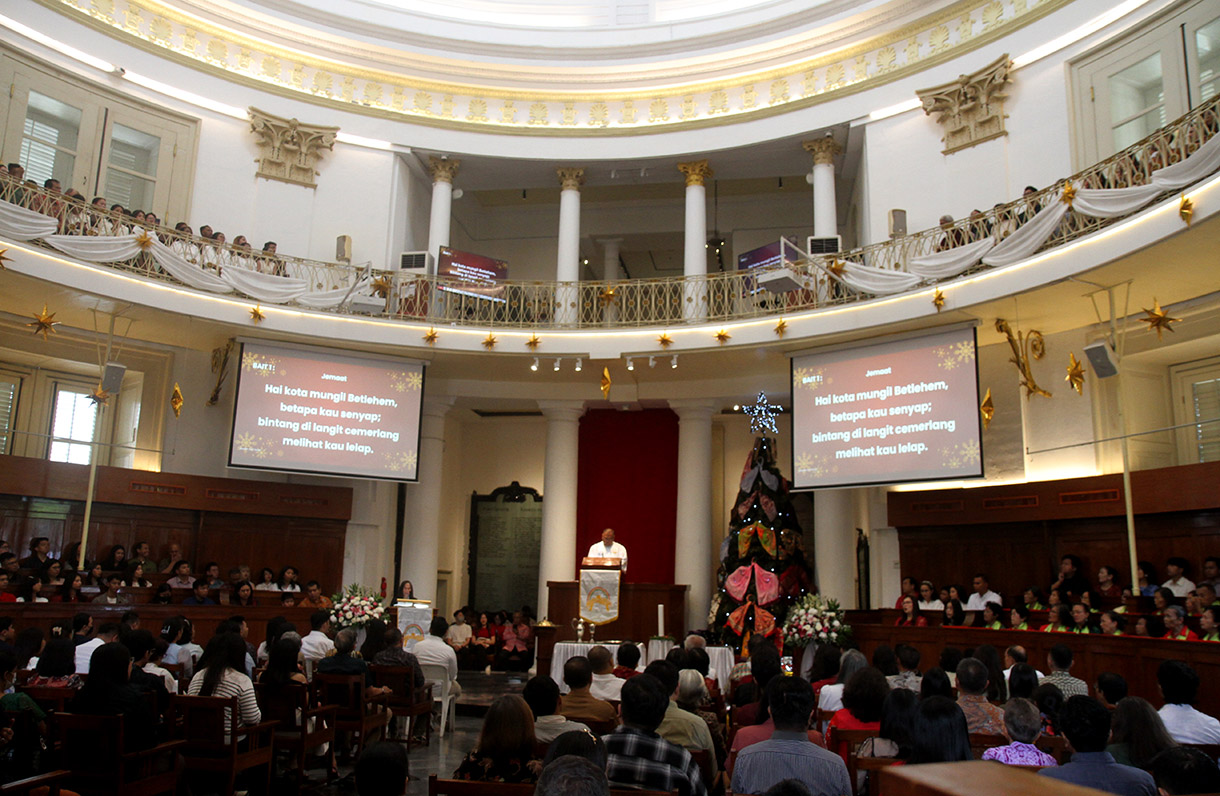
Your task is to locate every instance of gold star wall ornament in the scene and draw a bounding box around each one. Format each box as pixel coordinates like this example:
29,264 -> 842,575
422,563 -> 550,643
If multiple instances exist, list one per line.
422,328 -> 438,345
980,388 -> 994,430
249,305 -> 265,323
932,289 -> 945,312
774,318 -> 788,338
715,329 -> 731,344
371,276 -> 392,298
657,333 -> 674,349
600,367 -> 612,400
1060,180 -> 1077,209
598,286 -> 617,307
1180,194 -> 1194,226
88,384 -> 111,406
1066,352 -> 1085,395
525,334 -> 542,351
27,304 -> 59,341
1139,299 -> 1179,341
0,248 -> 13,270
134,230 -> 154,251
827,258 -> 846,277
482,332 -> 498,350
170,383 -> 184,418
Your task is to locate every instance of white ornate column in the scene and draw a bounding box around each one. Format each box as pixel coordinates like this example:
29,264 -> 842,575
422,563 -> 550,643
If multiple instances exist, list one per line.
672,399 -> 716,634
803,138 -> 842,239
678,160 -> 712,321
400,395 -> 454,602
556,168 -> 584,324
537,400 -> 585,616
813,488 -> 856,608
426,156 -> 460,273
599,237 -> 622,324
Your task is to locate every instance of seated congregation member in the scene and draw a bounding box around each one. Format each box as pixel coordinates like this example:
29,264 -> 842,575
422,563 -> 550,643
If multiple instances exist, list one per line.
1069,602 -> 1096,633
1095,672 -> 1128,709
299,580 -> 333,609
920,666 -> 953,701
1100,610 -> 1126,636
1161,606 -> 1198,641
29,637 -> 82,688
816,648 -> 865,718
1162,557 -> 1195,598
355,742 -> 409,796
182,579 -> 216,606
560,656 -> 618,726
317,628 -> 392,700
645,661 -> 714,784
1039,696 -> 1156,796
1153,588 -> 1175,615
588,645 -> 624,701
1097,565 -> 1123,600
254,568 -> 278,591
188,632 -> 261,740
1148,747 -> 1220,796
359,619 -> 388,662
685,646 -> 719,701
1201,605 -> 1220,641
176,619 -> 203,678
277,566 -> 302,592
371,627 -> 425,687
886,644 -> 922,692
523,675 -> 590,743
1040,644 -> 1088,697
443,608 -> 472,651
1050,554 -> 1090,601
91,574 -> 131,605
908,696 -> 972,764
605,674 -> 706,796
167,560 -> 195,588
676,668 -> 727,772
954,657 -> 1005,736
981,698 -> 1057,767
144,639 -> 178,694
1041,605 -> 1073,632
732,675 -> 849,796
857,687 -> 918,764
893,577 -> 919,610
827,667 -> 887,763
974,644 -> 1008,703
1107,696 -> 1177,768
469,611 -> 497,665
918,580 -> 943,611
728,675 -> 825,774
942,598 -> 966,626
0,652 -> 47,736
70,642 -> 161,752
895,595 -> 926,627
535,754 -> 609,796
75,622 -> 119,674
964,573 -> 1002,611
980,602 -> 1003,629
496,611 -> 534,672
737,645 -> 782,726
123,562 -> 152,589
99,545 -> 126,572
1002,645 -> 1042,682
259,634 -> 307,690
230,580 -> 255,607
1156,660 -> 1220,744
414,616 -> 461,697
18,537 -> 51,571
1008,664 -> 1040,700
121,629 -> 170,715
453,694 -> 542,783
301,610 -> 336,661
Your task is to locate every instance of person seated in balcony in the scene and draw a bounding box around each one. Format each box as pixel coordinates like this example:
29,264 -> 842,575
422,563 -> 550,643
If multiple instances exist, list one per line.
1049,555 -> 1090,601
62,190 -> 88,234
1160,606 -> 1197,641
1022,586 -> 1046,611
19,537 -> 51,572
182,580 -> 216,607
167,560 -> 195,589
1199,606 -> 1220,642
258,241 -> 285,275
1095,565 -> 1123,600
1098,610 -> 1126,636
199,562 -> 225,590
231,235 -> 255,271
964,573 -> 1002,611
895,595 -> 926,627
1041,605 -> 1073,633
934,215 -> 965,252
993,203 -> 1017,241
1137,561 -> 1159,597
123,562 -> 152,589
1162,557 -> 1196,598
941,598 -> 966,627
1008,605 -> 1031,631
91,574 -> 131,605
917,581 -> 943,611
277,566 -> 302,593
1069,603 -> 1095,634
16,576 -> 48,604
298,580 -> 332,610
453,694 -> 542,784
203,231 -> 229,272
1152,587 -> 1176,615
980,602 -> 1003,630
108,204 -> 132,235
230,580 -> 256,607
170,223 -> 200,263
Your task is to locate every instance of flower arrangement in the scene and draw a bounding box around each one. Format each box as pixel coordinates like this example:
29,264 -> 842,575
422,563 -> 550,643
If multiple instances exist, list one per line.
330,584 -> 386,630
781,593 -> 851,647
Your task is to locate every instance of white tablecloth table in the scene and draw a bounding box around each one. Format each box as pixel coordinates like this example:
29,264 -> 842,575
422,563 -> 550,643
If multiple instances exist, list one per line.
644,640 -> 736,693
550,641 -> 646,693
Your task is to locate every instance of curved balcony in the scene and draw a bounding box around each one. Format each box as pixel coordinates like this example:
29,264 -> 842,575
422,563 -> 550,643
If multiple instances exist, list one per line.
2,96 -> 1218,339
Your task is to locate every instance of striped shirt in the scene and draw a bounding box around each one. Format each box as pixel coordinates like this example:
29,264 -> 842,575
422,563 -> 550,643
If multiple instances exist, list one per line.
732,731 -> 851,796
604,725 -> 706,796
187,667 -> 261,741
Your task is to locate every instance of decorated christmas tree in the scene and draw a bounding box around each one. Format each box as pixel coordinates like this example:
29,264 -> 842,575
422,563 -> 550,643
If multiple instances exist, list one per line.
711,393 -> 814,654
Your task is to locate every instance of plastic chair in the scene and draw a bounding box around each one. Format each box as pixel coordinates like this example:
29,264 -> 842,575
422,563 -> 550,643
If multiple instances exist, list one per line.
419,664 -> 456,738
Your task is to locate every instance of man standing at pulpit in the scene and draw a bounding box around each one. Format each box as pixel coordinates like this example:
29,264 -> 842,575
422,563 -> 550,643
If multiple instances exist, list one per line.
588,528 -> 628,572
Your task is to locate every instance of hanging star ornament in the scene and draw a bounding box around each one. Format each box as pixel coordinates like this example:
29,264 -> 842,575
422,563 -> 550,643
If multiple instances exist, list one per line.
657,333 -> 674,349
1180,194 -> 1194,226
422,328 -> 438,345
980,388 -> 994,430
827,259 -> 846,277
371,276 -> 392,298
715,329 -> 731,345
88,384 -> 111,406
1139,299 -> 1179,341
525,334 -> 541,351
249,305 -> 265,323
744,392 -> 782,434
600,367 -> 612,400
170,383 -> 184,418
27,304 -> 59,341
1066,352 -> 1085,395
0,248 -> 12,270
482,332 -> 498,350
598,286 -> 617,307
1060,180 -> 1077,208
932,289 -> 945,312
774,319 -> 787,338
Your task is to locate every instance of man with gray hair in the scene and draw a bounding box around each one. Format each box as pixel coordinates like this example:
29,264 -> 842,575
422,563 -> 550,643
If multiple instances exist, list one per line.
683,634 -> 706,650
956,657 -> 1005,735
981,698 -> 1058,766
317,627 -> 392,700
535,755 -> 611,796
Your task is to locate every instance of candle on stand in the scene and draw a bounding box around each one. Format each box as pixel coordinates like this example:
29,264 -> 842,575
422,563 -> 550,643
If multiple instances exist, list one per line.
657,604 -> 665,637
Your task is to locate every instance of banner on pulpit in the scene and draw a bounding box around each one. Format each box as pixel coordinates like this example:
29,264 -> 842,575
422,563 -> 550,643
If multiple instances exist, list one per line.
580,568 -> 620,625
396,600 -> 432,652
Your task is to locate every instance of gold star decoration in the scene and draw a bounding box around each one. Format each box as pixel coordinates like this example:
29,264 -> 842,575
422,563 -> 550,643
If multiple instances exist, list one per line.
657,333 -> 674,349
88,384 -> 111,406
1180,194 -> 1194,226
525,334 -> 542,351
774,319 -> 788,338
600,367 -> 612,400
371,276 -> 392,298
932,289 -> 945,312
134,230 -> 154,251
0,248 -> 13,270
827,259 -> 846,277
715,329 -> 731,345
1060,180 -> 1077,208
423,328 -> 438,345
482,332 -> 498,350
27,304 -> 59,341
598,286 -> 617,307
980,388 -> 994,430
1139,299 -> 1180,341
1066,353 -> 1085,395
249,306 -> 265,323
170,383 -> 184,418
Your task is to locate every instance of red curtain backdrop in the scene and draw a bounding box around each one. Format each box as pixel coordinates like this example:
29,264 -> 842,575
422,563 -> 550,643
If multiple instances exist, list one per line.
576,408 -> 679,584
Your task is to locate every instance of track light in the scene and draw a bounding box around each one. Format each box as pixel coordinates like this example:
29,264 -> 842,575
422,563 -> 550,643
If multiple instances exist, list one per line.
553,358 -> 561,371
575,358 -> 583,372
530,358 -> 538,372
626,358 -> 634,371
648,356 -> 656,368
671,355 -> 678,369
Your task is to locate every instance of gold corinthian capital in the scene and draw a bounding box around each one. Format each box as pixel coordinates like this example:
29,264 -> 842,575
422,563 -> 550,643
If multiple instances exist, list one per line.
428,156 -> 460,183
802,137 -> 842,165
677,160 -> 714,187
557,168 -> 586,191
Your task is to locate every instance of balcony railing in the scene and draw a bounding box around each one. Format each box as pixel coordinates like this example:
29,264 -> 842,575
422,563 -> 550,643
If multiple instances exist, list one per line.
2,95 -> 1217,331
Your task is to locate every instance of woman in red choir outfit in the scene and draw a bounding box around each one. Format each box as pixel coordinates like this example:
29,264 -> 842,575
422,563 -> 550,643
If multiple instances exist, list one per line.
895,595 -> 927,627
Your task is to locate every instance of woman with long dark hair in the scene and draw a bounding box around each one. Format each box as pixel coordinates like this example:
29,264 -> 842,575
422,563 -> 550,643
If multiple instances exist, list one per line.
276,566 -> 301,592
828,668 -> 889,763
452,694 -> 542,783
895,596 -> 926,627
231,581 -> 256,607
909,696 -> 972,764
972,645 -> 1007,703
942,598 -> 966,627
254,568 -> 278,591
99,545 -> 126,571
70,642 -> 157,750
123,562 -> 152,589
29,638 -> 81,688
1007,663 -> 1039,700
1107,696 -> 1177,769
258,635 -> 307,691
920,667 -> 954,700
359,618 -> 389,662
187,633 -> 261,734
14,627 -> 44,671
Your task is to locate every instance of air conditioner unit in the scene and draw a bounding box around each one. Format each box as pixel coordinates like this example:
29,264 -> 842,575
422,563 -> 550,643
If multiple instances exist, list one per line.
399,251 -> 431,271
806,235 -> 841,255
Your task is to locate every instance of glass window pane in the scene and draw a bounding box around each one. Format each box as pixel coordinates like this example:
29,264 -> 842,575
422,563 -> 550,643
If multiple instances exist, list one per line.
20,91 -> 82,187
1192,377 -> 1220,463
49,388 -> 97,465
108,123 -> 160,178
104,168 -> 156,211
1113,107 -> 1167,151
1109,52 -> 1164,124
0,377 -> 17,456
1197,16 -> 1220,103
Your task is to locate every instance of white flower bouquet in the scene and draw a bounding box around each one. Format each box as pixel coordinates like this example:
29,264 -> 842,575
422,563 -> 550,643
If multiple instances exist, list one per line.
330,583 -> 387,629
780,593 -> 851,647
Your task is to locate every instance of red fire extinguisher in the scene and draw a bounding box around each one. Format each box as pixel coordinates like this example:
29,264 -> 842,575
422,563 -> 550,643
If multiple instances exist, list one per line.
380,577 -> 387,598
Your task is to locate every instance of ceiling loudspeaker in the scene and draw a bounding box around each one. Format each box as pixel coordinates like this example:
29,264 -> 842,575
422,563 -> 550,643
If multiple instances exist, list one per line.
100,362 -> 127,393
889,209 -> 907,238
335,235 -> 352,263
1083,341 -> 1119,379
